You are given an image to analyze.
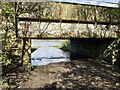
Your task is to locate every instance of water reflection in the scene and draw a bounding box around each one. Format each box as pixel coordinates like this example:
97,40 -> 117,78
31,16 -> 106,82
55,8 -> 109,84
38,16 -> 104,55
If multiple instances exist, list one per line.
31,40 -> 70,66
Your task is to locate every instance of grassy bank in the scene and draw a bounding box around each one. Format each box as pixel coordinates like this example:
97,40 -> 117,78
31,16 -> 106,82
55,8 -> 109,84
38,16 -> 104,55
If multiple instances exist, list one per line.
31,46 -> 41,53
59,40 -> 71,51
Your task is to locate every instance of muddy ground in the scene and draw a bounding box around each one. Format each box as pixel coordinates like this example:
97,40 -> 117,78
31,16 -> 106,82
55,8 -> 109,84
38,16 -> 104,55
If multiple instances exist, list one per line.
18,59 -> 120,90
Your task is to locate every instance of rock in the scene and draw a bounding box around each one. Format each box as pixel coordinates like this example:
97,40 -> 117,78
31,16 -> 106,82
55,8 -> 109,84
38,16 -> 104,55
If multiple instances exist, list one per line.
61,85 -> 66,89
116,83 -> 120,87
95,76 -> 101,80
91,82 -> 96,86
78,75 -> 82,79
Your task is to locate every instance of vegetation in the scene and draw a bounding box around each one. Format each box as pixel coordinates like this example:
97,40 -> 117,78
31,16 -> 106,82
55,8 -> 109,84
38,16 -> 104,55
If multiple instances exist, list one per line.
1,2 -> 120,89
31,46 -> 41,53
1,2 -> 31,88
59,40 -> 71,51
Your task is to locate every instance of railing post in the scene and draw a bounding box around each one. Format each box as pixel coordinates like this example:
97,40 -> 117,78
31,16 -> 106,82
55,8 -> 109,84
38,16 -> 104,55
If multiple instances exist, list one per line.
15,2 -> 18,38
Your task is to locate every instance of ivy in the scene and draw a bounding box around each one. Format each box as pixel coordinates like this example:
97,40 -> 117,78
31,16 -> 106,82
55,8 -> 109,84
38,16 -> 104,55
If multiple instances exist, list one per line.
2,52 -> 12,66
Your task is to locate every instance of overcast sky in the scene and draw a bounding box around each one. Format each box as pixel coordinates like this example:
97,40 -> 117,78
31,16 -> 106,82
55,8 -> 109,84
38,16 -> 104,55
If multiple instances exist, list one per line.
51,0 -> 120,7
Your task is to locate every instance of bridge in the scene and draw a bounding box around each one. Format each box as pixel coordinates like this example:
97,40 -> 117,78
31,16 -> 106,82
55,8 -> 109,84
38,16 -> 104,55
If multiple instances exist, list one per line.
14,1 -> 120,66
15,1 -> 120,38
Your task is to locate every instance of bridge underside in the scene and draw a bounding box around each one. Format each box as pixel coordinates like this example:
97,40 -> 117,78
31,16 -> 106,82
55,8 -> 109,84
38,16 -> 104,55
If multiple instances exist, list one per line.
70,38 -> 120,66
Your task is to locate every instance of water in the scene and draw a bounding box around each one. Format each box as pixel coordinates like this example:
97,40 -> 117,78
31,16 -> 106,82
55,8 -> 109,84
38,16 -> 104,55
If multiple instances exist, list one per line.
31,40 -> 70,66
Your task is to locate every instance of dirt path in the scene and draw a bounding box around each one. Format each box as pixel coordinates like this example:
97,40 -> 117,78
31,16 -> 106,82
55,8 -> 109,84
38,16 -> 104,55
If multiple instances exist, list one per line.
18,59 -> 120,90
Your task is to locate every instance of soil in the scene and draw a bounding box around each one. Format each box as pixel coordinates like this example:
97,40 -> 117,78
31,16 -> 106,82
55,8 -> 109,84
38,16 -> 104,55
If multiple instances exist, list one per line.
18,59 -> 120,90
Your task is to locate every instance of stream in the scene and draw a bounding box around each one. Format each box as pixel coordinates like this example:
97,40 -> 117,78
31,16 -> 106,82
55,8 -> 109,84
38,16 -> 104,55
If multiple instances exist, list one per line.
31,40 -> 70,66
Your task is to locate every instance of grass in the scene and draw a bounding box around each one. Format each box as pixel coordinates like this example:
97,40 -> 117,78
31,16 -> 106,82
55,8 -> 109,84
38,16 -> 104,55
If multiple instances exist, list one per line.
49,45 -> 61,48
31,46 -> 41,53
31,40 -> 70,53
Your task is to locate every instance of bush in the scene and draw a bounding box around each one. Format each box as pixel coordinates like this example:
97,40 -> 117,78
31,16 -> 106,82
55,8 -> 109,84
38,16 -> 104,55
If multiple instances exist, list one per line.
59,40 -> 71,51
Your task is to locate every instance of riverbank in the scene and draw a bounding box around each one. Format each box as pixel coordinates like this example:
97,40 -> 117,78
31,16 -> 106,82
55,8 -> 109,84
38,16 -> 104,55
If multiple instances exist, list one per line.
18,59 -> 120,90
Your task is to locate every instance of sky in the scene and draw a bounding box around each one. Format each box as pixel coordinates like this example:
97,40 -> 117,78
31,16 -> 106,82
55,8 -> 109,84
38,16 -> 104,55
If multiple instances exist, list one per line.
52,0 -> 120,7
